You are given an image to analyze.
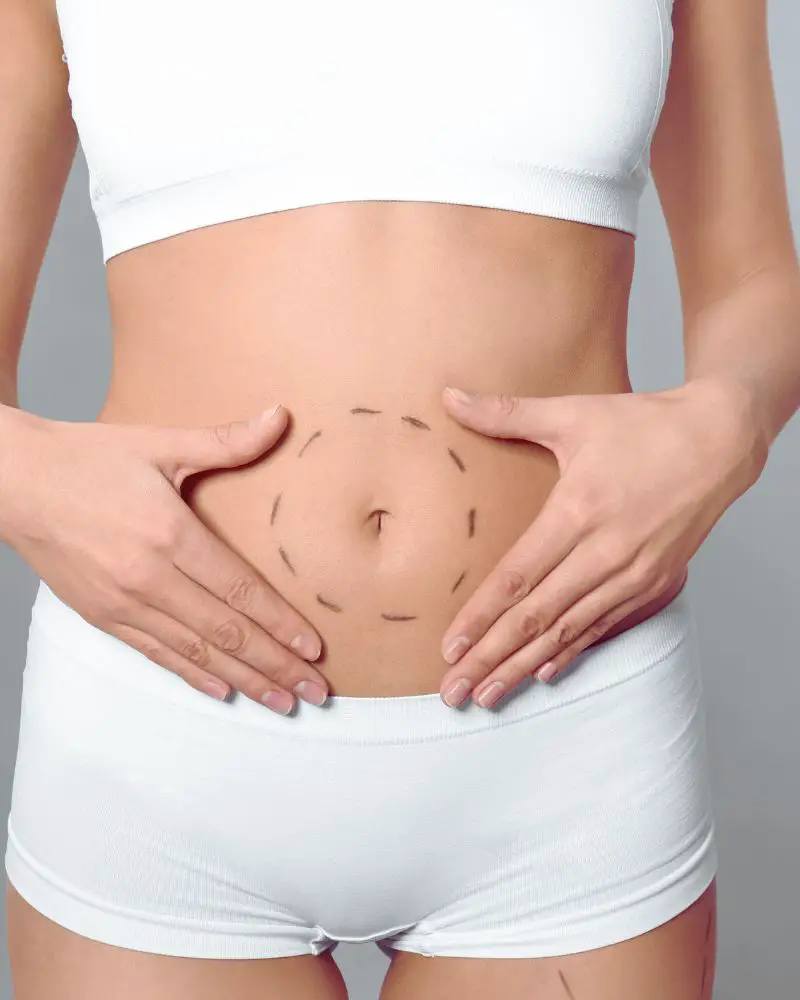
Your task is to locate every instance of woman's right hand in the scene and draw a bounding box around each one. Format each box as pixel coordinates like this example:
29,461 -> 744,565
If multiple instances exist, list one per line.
0,403 -> 329,714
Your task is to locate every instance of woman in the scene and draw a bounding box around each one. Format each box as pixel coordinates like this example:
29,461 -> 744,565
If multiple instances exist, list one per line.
2,0 -> 798,996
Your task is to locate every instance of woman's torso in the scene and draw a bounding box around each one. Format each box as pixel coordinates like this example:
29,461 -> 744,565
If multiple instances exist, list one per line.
96,205 -> 686,697
60,0 -> 680,696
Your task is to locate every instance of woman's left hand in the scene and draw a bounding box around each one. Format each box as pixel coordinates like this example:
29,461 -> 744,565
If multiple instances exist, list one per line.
438,378 -> 767,709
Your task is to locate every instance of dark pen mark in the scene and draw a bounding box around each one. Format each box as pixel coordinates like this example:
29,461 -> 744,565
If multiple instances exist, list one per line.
298,430 -> 322,457
316,594 -> 343,612
558,969 -> 576,1000
401,415 -> 431,430
270,493 -> 282,527
278,546 -> 297,575
350,407 -> 382,415
447,448 -> 466,472
468,507 -> 476,538
704,910 -> 712,944
381,613 -> 418,622
451,570 -> 467,594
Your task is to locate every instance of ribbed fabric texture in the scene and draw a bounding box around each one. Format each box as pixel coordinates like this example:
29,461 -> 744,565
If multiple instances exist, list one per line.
6,578 -> 716,959
54,0 -> 674,261
28,579 -> 694,743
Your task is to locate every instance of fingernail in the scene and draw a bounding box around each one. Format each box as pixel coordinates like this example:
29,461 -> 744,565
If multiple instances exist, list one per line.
204,679 -> 229,701
255,404 -> 282,426
445,387 -> 474,404
476,681 -> 505,708
443,636 -> 471,664
536,661 -> 557,683
261,689 -> 294,714
442,678 -> 471,708
291,633 -> 322,661
294,680 -> 328,706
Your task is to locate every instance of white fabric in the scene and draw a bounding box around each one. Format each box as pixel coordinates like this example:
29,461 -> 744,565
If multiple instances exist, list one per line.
54,0 -> 674,262
5,580 -> 716,959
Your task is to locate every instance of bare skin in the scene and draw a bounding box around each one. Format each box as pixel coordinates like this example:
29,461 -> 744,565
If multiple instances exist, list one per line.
6,0 -> 800,994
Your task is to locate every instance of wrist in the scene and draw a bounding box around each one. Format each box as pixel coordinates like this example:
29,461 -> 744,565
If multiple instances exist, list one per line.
674,375 -> 770,487
0,405 -> 53,544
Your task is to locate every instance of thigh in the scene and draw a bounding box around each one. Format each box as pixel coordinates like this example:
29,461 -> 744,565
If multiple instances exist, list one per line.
6,881 -> 349,1000
379,880 -> 716,1000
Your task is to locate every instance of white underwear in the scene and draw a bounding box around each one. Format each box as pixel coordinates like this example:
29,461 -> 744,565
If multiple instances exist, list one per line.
5,579 -> 717,959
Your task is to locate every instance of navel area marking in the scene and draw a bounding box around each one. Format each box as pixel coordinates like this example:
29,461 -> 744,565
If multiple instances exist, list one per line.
271,407 -> 477,620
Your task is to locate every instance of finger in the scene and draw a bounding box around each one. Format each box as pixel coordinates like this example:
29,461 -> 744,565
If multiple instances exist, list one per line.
440,551 -> 609,698
150,405 -> 289,487
115,607 -> 300,715
146,570 -> 329,704
443,387 -> 576,447
469,585 -> 648,709
174,516 -> 323,662
114,621 -> 233,701
440,485 -> 580,665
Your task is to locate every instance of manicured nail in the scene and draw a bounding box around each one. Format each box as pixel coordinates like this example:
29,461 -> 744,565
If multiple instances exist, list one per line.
261,689 -> 294,714
250,404 -> 282,428
442,678 -> 471,708
291,633 -> 322,661
476,681 -> 505,708
446,387 -> 474,404
536,661 -> 557,683
443,636 -> 471,664
294,680 -> 328,706
204,679 -> 229,701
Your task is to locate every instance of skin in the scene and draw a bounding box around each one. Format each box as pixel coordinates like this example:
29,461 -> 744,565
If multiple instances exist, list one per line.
3,0 -> 800,998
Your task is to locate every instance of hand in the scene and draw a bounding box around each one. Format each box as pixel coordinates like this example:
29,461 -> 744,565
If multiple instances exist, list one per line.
437,379 -> 767,709
0,404 -> 329,714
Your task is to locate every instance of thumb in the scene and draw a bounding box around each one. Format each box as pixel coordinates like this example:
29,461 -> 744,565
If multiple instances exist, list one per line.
159,405 -> 288,487
442,387 -> 571,447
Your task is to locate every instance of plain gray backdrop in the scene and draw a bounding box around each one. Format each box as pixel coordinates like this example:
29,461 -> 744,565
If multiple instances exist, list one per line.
2,4 -> 798,999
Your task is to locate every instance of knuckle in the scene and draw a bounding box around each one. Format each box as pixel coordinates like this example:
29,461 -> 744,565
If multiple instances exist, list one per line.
515,607 -> 543,642
226,575 -> 257,613
496,394 -> 521,417
212,617 -> 248,654
211,421 -> 233,447
499,567 -> 531,602
118,555 -> 161,598
553,618 -> 581,649
595,531 -> 630,569
627,556 -> 659,591
137,639 -> 164,664
179,636 -> 212,669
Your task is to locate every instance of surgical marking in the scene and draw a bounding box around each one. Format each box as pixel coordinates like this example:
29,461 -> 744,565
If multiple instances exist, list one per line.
704,910 -> 712,944
278,546 -> 297,575
401,415 -> 431,430
447,448 -> 466,472
381,613 -> 418,622
451,571 -> 467,593
316,594 -> 343,612
558,970 -> 576,1000
350,407 -> 382,415
270,492 -> 282,526
468,507 -> 476,537
298,430 -> 322,457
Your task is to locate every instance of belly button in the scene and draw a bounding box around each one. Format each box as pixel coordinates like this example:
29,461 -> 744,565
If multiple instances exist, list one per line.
365,508 -> 391,537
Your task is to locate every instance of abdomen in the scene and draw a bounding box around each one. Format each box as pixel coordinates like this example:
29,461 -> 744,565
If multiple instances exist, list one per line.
97,201 -> 636,695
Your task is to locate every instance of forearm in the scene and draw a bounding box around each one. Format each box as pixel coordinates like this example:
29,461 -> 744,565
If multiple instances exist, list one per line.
681,263 -> 800,456
0,367 -> 19,408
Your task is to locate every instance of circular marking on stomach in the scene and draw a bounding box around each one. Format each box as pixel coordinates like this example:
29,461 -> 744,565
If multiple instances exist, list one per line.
272,406 -> 478,620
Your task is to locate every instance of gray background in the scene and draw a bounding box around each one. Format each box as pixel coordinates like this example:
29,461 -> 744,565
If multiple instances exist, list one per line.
1,4 -> 798,998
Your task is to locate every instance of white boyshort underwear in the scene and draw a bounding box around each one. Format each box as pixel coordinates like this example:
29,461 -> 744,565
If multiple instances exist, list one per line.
5,578 -> 717,960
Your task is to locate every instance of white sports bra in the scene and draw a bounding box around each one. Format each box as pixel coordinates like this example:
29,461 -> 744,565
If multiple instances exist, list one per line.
55,0 -> 674,263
